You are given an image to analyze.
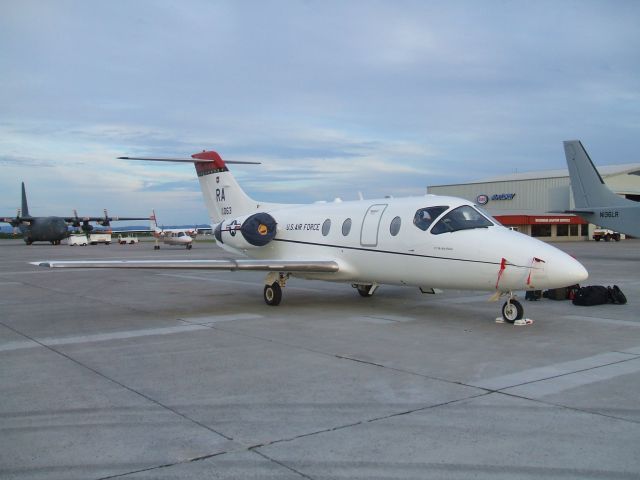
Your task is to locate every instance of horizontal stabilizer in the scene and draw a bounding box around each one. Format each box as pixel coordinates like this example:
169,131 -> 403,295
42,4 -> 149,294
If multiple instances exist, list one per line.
32,259 -> 339,272
548,209 -> 595,215
119,156 -> 260,164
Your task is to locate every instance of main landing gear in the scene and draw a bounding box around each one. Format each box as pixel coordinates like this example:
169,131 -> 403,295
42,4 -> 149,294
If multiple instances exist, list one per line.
263,272 -> 288,306
352,283 -> 379,297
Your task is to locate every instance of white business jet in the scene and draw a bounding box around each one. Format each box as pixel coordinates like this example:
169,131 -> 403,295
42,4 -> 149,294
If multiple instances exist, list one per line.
35,150 -> 588,323
150,210 -> 194,250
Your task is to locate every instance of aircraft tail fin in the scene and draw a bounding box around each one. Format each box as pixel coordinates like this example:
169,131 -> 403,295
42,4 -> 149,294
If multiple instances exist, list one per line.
21,182 -> 30,217
191,151 -> 260,224
563,140 -> 629,209
150,210 -> 159,232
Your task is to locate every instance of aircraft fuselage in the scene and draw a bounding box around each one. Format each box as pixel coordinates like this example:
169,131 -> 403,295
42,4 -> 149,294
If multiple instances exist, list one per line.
19,217 -> 69,244
216,195 -> 586,292
577,206 -> 640,238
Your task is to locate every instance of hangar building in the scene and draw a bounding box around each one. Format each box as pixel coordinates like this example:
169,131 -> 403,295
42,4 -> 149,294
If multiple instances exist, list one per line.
427,164 -> 640,241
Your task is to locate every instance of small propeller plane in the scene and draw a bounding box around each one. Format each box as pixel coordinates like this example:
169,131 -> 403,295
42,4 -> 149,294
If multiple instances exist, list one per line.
34,150 -> 589,323
1,182 -> 147,245
150,210 -> 195,250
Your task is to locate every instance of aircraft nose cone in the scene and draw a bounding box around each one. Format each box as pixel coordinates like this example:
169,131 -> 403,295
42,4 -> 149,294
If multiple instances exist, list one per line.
547,253 -> 589,287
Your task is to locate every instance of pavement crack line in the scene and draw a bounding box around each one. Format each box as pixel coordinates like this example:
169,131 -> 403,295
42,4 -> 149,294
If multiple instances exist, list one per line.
483,356 -> 640,394
251,449 -> 316,480
182,318 -> 481,392
498,390 -> 640,425
0,320 -> 235,442
96,451 -> 228,480
185,319 -> 640,429
248,391 -> 493,452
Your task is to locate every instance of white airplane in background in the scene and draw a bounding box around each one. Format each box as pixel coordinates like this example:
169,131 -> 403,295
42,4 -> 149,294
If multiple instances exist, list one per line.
150,210 -> 195,250
35,150 -> 588,323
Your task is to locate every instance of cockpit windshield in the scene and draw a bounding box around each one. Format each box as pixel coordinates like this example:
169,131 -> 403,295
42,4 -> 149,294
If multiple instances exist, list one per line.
430,205 -> 494,235
413,206 -> 449,231
475,205 -> 502,226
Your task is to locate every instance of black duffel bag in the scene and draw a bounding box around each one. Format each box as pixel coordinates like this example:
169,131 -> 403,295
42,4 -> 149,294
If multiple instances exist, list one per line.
572,286 -> 611,306
609,285 -> 627,305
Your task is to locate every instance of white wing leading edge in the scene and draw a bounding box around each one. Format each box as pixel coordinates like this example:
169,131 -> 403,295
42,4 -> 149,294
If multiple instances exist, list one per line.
32,259 -> 339,272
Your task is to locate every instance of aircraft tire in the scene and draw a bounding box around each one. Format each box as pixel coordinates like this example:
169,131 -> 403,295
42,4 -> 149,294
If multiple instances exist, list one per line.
187,244 -> 192,250
357,285 -> 374,297
264,282 -> 282,306
502,299 -> 524,323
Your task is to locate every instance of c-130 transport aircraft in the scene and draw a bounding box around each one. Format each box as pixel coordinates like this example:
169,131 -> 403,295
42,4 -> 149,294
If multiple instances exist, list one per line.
35,150 -> 588,323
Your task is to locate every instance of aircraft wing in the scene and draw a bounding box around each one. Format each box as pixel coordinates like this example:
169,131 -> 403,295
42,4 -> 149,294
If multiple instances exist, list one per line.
63,216 -> 148,223
32,259 -> 340,272
109,228 -> 153,234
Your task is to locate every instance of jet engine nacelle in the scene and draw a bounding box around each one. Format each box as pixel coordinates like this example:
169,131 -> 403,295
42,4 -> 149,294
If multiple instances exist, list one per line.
214,212 -> 277,249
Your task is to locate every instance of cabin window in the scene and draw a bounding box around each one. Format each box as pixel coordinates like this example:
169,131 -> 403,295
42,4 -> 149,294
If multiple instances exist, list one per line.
430,205 -> 493,235
390,216 -> 401,236
322,219 -> 331,236
342,218 -> 352,236
413,206 -> 448,231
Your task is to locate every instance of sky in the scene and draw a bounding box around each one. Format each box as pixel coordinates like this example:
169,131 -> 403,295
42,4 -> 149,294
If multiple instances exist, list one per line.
1,0 -> 640,225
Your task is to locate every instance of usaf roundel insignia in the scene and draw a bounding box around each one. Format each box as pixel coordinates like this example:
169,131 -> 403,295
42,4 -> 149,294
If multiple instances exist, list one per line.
476,194 -> 489,205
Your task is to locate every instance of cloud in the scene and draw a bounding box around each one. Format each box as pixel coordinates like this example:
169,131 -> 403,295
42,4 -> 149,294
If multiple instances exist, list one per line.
1,1 -> 639,223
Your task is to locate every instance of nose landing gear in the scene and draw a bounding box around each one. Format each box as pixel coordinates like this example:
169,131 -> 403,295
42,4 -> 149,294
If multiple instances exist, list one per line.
501,295 -> 524,323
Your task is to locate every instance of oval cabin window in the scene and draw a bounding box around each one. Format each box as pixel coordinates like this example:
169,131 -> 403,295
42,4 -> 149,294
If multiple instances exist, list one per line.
390,216 -> 401,236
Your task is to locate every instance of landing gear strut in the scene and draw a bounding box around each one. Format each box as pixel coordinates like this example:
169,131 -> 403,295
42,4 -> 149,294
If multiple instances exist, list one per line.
352,283 -> 379,297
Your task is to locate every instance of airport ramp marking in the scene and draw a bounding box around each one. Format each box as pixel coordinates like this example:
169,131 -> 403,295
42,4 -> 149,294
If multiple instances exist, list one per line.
621,345 -> 640,355
562,314 -> 640,328
349,315 -> 416,324
0,324 -> 212,352
182,313 -> 264,324
502,357 -> 640,398
471,350 -> 640,391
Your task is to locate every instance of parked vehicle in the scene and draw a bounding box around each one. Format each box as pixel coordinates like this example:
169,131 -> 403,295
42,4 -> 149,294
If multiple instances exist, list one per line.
592,228 -> 620,242
67,234 -> 88,246
118,234 -> 139,245
89,232 -> 111,245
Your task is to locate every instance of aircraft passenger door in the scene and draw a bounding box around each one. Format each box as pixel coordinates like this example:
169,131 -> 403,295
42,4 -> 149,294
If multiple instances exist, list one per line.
360,204 -> 388,247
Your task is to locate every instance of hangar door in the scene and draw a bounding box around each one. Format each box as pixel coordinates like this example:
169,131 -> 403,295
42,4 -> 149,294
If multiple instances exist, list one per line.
360,204 -> 388,247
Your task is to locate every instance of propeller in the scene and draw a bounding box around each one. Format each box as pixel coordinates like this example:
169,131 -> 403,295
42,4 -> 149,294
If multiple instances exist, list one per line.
71,209 -> 82,228
98,209 -> 111,227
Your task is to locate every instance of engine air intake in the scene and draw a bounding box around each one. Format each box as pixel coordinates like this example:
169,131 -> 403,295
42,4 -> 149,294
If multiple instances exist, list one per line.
240,212 -> 277,246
